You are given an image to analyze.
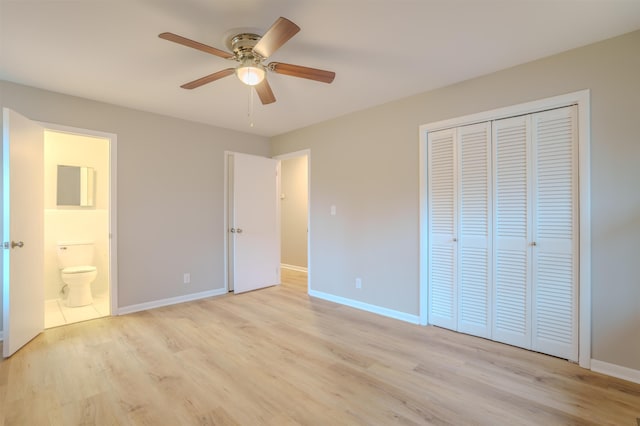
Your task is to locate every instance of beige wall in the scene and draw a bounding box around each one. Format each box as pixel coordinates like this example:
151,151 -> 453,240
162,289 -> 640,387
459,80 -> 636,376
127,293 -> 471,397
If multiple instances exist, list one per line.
280,156 -> 308,268
0,81 -> 269,326
270,30 -> 640,371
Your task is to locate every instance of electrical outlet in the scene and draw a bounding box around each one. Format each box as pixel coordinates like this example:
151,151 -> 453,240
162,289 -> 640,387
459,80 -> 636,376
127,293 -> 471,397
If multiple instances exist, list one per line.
355,277 -> 362,289
183,273 -> 191,284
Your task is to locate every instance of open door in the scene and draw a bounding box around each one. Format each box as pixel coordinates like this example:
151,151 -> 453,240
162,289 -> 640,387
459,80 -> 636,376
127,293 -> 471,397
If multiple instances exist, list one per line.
229,152 -> 280,294
2,108 -> 44,357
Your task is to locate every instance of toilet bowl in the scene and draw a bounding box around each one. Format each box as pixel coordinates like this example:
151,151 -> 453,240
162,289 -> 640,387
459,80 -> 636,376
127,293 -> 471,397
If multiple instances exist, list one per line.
56,242 -> 97,307
61,266 -> 97,307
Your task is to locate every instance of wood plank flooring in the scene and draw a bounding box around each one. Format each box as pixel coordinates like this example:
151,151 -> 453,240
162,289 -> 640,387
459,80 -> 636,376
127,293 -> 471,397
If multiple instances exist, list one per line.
1,269 -> 639,425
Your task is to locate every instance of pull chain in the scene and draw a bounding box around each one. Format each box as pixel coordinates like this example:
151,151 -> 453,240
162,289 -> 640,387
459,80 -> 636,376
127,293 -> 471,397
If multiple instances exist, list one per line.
247,86 -> 255,127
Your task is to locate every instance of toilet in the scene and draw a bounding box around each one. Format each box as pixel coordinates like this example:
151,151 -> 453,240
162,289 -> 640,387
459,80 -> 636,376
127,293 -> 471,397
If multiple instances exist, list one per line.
56,242 -> 97,307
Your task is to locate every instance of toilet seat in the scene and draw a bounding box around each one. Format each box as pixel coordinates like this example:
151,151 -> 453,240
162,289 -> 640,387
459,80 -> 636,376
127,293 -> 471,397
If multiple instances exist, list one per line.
62,266 -> 97,274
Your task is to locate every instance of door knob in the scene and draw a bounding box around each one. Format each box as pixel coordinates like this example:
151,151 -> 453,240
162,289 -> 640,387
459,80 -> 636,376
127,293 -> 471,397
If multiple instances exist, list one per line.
11,241 -> 24,249
236,228 -> 243,234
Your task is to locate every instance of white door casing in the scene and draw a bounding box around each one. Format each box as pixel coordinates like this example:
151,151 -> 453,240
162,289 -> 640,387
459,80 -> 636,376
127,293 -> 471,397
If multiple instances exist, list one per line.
229,152 -> 280,294
2,108 -> 45,357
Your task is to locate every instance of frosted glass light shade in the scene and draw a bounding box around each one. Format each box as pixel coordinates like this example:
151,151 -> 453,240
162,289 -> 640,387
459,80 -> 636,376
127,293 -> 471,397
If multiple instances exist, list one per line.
236,63 -> 265,86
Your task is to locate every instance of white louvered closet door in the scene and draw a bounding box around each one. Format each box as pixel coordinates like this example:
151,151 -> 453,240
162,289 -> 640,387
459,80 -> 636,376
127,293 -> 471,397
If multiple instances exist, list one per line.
457,122 -> 492,338
492,115 -> 533,349
427,128 -> 457,330
531,106 -> 578,361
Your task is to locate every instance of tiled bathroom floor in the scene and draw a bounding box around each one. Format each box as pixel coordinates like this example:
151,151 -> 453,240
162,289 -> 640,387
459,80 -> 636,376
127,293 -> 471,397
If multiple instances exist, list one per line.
44,294 -> 110,328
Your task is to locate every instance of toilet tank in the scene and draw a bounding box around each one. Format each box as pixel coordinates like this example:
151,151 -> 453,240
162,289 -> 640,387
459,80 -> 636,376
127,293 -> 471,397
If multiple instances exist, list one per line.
57,242 -> 95,268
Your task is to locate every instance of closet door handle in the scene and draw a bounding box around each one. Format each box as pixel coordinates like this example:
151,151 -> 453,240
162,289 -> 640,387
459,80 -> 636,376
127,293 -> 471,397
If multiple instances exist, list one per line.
452,238 -> 458,242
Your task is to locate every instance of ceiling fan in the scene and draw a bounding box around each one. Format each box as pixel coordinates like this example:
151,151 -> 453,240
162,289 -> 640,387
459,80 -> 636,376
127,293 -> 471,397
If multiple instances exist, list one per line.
159,17 -> 336,105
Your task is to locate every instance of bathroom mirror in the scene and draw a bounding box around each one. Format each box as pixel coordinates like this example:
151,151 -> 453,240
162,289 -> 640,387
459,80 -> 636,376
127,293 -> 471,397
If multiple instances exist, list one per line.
57,165 -> 95,207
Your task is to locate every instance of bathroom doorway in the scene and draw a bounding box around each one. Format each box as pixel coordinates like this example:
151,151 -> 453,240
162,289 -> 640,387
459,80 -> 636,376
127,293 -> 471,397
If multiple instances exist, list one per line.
42,126 -> 116,328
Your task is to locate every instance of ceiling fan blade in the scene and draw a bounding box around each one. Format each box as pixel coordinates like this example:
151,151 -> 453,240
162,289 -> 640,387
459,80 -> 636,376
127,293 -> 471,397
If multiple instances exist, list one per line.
159,32 -> 234,59
180,68 -> 235,89
253,17 -> 300,59
269,62 -> 335,84
255,79 -> 276,105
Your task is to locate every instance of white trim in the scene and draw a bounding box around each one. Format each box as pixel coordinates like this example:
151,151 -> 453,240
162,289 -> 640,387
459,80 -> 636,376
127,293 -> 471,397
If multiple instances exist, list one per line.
273,149 -> 311,294
420,90 -> 590,132
309,289 -> 420,325
276,159 -> 282,284
38,122 -> 119,317
281,263 -> 308,273
419,89 -> 591,367
117,288 -> 227,315
576,93 -> 592,369
591,359 -> 640,385
418,125 -> 429,326
223,151 -> 231,292
273,149 -> 309,161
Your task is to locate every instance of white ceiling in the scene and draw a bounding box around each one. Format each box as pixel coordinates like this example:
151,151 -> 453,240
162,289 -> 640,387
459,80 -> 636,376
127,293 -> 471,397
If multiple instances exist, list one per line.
1,1 -> 639,137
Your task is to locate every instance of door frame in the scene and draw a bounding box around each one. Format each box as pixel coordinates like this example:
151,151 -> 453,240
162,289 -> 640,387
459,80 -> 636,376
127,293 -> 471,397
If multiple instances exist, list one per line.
39,122 -> 118,316
273,149 -> 311,293
223,150 -> 311,293
419,90 -> 591,368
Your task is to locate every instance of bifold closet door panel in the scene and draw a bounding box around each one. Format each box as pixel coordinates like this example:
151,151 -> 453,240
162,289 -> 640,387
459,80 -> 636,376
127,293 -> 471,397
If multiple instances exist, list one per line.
457,122 -> 492,338
492,115 -> 533,349
531,106 -> 579,361
427,128 -> 457,330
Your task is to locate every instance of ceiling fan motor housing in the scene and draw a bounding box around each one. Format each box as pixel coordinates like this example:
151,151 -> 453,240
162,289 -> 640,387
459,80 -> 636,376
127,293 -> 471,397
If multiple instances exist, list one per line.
230,33 -> 263,63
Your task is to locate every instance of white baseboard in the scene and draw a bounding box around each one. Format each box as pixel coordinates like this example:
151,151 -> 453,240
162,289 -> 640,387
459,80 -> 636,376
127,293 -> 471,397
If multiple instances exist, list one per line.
591,359 -> 640,384
281,263 -> 308,273
308,289 -> 420,324
117,288 -> 228,315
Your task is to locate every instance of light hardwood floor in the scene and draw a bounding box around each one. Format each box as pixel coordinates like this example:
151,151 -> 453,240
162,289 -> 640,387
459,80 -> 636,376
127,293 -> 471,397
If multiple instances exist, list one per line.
1,269 -> 639,425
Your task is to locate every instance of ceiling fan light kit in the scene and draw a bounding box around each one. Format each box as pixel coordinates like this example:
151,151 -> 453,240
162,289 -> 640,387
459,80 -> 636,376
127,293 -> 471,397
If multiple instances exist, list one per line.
159,17 -> 335,105
236,58 -> 265,86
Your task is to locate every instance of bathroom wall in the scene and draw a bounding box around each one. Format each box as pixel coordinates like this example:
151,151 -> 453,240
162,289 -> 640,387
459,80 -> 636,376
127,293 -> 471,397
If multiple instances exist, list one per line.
43,131 -> 110,300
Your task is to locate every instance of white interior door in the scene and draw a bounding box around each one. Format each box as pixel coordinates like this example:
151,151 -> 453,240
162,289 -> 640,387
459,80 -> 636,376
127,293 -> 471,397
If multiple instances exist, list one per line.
2,108 -> 44,358
492,114 -> 533,349
457,122 -> 492,338
427,128 -> 457,329
531,106 -> 578,361
230,152 -> 280,294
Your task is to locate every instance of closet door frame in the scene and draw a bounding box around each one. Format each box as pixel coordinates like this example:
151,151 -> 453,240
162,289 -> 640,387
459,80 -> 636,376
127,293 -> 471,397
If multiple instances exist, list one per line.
419,90 -> 591,368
